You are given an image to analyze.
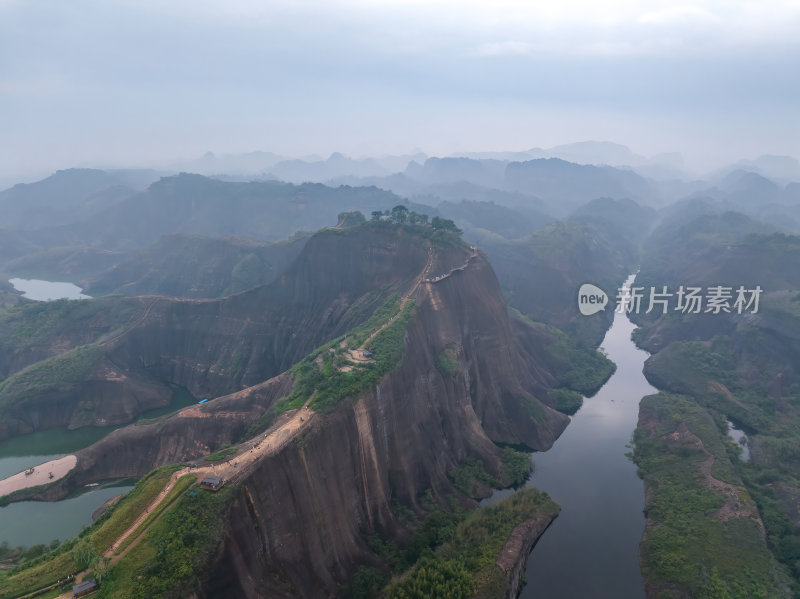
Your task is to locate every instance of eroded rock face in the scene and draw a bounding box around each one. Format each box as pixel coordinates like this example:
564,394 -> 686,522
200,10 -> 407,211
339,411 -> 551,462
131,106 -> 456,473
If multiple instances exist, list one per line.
105,228 -> 430,397
0,228 -> 428,442
41,374 -> 295,497
192,236 -> 568,597
497,515 -> 560,599
50,228 -> 566,480
11,227 -> 570,597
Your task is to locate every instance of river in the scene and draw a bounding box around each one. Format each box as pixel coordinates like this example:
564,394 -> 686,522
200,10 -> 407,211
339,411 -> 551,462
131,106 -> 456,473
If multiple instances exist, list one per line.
487,276 -> 653,598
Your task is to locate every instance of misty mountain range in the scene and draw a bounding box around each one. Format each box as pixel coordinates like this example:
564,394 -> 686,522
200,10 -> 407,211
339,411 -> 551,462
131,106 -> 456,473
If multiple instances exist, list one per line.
2,141 -> 798,348
2,141 -> 798,245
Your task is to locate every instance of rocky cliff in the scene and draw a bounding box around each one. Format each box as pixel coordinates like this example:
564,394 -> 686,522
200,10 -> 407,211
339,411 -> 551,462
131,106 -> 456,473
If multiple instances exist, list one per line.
0,227 -> 428,442
496,514 -> 559,599
7,224 -> 571,597
193,228 -> 568,597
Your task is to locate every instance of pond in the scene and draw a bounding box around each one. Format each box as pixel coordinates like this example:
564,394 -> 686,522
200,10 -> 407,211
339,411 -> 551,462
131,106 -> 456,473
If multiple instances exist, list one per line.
0,483 -> 134,548
8,278 -> 90,301
0,388 -> 196,548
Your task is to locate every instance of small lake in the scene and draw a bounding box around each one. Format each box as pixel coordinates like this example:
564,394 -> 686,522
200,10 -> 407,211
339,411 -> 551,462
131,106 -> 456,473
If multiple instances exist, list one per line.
0,388 -> 195,548
0,427 -> 114,464
0,388 -> 195,465
9,278 -> 90,301
0,483 -> 133,548
485,276 -> 651,598
0,429 -> 130,548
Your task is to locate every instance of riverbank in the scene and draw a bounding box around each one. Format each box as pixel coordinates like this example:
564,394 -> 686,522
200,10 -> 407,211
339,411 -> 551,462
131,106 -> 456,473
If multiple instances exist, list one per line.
513,280 -> 649,599
497,513 -> 559,599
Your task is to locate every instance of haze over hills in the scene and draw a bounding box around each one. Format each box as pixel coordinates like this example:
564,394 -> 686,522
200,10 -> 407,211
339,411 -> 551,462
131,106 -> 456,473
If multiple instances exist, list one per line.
719,155 -> 800,183
3,0 -> 800,593
2,147 -> 798,319
0,169 -> 163,230
2,146 -> 798,323
8,174 -> 432,252
0,142 -> 800,598
4,234 -> 311,299
155,142 -> 693,183
2,142 -> 797,232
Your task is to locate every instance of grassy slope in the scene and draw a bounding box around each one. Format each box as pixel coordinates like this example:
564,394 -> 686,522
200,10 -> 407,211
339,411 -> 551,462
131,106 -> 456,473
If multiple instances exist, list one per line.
0,345 -> 103,414
1,226 -> 597,598
248,295 -> 414,437
0,291 -> 417,596
0,467 -> 229,599
0,465 -> 181,599
0,297 -> 135,353
511,310 -> 616,415
95,485 -> 233,598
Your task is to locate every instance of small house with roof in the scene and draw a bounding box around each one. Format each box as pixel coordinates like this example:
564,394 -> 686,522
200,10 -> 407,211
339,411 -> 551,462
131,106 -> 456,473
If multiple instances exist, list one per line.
201,475 -> 224,491
73,578 -> 98,597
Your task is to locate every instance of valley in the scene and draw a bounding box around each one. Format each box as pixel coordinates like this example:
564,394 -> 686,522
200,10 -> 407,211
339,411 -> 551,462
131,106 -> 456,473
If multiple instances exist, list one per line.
3,3 -> 799,596
1,155 -> 799,598
519,279 -> 650,599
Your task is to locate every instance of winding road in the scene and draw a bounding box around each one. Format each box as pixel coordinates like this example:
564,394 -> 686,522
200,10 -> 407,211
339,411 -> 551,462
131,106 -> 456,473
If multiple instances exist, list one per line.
43,400 -> 315,599
99,296 -> 162,348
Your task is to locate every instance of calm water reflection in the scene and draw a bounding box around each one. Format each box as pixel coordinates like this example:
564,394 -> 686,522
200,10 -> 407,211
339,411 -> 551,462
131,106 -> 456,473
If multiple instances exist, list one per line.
0,484 -> 133,548
486,278 -> 653,598
0,392 -> 195,548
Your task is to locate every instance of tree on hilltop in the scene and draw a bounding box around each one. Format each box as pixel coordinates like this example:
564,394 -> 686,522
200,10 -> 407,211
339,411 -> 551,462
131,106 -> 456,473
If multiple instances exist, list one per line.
337,211 -> 366,227
431,216 -> 462,235
390,205 -> 409,224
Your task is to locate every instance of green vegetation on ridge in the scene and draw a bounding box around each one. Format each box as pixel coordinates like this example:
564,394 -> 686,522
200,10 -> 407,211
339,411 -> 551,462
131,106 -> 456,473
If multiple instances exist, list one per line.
0,297 -> 136,351
384,489 -> 559,599
448,449 -> 532,498
94,486 -> 233,598
271,295 -> 415,417
634,393 -> 792,598
511,311 -> 616,413
90,467 -> 183,554
0,466 -> 182,599
631,212 -> 800,595
640,328 -> 800,589
0,344 -> 103,413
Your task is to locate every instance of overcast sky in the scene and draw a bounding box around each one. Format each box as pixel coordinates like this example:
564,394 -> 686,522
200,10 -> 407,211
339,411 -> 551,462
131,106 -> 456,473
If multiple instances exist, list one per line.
2,0 -> 799,180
